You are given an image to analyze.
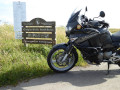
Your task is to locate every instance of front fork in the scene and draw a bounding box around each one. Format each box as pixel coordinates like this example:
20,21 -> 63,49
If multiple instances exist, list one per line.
61,42 -> 73,62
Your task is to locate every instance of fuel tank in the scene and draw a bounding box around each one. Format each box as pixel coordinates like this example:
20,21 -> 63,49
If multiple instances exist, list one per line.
89,28 -> 113,48
70,28 -> 100,44
71,28 -> 113,48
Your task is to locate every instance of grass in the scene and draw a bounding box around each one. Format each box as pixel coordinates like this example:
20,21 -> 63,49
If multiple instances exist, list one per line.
0,24 -> 54,86
110,28 -> 120,33
0,24 -> 119,87
0,24 -> 86,87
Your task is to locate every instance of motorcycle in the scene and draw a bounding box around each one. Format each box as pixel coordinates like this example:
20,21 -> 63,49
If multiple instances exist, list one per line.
47,7 -> 120,74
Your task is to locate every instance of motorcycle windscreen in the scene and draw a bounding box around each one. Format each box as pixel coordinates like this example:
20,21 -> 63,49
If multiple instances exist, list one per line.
68,9 -> 81,23
66,10 -> 81,35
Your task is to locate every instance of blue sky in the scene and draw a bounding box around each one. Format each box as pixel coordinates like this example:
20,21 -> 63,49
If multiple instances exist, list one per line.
0,1 -> 13,24
0,0 -> 120,28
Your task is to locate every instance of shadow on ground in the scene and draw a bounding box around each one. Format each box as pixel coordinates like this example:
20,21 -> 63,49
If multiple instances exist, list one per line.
2,68 -> 120,90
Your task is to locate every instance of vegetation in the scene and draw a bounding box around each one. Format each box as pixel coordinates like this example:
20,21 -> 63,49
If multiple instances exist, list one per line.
0,24 -> 119,87
0,25 -> 86,87
109,28 -> 120,33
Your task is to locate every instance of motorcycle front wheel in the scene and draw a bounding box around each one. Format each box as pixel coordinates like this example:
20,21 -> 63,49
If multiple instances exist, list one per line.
47,44 -> 78,73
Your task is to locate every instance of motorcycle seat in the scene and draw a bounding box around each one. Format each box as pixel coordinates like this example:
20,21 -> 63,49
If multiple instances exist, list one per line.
111,31 -> 120,42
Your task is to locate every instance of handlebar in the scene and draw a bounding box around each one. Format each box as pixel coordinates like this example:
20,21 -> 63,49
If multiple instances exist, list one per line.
98,21 -> 109,28
80,15 -> 109,28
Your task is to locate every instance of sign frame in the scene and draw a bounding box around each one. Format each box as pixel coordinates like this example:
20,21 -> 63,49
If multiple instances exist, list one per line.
22,18 -> 56,46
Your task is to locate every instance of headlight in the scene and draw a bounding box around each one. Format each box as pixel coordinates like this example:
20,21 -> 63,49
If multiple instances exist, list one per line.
77,25 -> 82,30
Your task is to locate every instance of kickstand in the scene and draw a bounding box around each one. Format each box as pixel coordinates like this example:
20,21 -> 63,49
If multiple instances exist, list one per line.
106,61 -> 111,75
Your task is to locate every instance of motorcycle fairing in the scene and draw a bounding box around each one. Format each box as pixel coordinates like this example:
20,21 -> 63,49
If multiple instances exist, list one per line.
111,31 -> 120,42
70,28 -> 100,44
66,9 -> 82,36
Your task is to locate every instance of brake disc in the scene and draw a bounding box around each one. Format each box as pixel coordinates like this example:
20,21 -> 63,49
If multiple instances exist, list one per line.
55,52 -> 68,66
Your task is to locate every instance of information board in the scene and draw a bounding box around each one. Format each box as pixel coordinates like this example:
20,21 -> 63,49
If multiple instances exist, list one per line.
22,18 -> 56,46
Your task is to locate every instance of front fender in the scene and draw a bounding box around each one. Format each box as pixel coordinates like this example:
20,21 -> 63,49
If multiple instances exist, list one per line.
52,43 -> 68,49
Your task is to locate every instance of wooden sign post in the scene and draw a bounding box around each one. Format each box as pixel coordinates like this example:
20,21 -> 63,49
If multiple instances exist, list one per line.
22,18 -> 56,46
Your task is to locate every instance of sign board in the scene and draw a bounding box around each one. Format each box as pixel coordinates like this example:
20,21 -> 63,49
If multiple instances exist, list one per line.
22,18 -> 56,46
13,1 -> 26,39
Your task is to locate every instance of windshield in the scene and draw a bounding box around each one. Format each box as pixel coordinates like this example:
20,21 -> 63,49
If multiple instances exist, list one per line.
66,7 -> 86,35
68,9 -> 81,23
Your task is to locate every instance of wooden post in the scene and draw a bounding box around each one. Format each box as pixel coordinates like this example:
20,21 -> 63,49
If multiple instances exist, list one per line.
22,26 -> 26,47
52,25 -> 56,46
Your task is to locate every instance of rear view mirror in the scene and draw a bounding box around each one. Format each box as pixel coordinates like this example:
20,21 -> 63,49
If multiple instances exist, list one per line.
99,11 -> 105,17
85,6 -> 88,12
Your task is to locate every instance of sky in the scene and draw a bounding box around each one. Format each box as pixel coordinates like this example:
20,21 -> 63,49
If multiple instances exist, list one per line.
0,0 -> 120,28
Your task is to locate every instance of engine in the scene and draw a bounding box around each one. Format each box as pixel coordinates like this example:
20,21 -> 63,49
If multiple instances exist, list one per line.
98,51 -> 112,60
80,47 -> 113,64
75,25 -> 114,64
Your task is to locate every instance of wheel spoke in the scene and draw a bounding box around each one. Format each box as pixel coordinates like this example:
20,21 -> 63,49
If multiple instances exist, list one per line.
52,60 -> 56,63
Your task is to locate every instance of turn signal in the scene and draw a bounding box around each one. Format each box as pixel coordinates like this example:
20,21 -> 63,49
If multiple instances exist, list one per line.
77,25 -> 82,30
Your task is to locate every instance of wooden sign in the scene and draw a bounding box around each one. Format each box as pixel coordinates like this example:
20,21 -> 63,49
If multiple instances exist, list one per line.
22,18 -> 56,46
22,28 -> 55,32
22,33 -> 54,38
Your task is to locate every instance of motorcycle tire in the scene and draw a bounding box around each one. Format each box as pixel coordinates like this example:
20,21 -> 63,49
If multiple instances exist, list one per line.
47,44 -> 78,73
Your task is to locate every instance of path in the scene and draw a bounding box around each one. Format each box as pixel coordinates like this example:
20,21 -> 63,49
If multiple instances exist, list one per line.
1,63 -> 120,90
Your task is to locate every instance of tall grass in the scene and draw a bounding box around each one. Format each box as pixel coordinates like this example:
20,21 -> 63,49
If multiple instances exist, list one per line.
0,25 -> 86,87
0,24 -> 54,86
110,28 -> 120,33
56,26 -> 68,43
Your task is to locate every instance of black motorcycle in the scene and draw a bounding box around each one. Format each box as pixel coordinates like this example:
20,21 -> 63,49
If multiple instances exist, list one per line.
47,7 -> 120,74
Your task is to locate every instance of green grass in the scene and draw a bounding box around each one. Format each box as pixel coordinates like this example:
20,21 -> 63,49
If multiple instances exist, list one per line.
110,28 -> 120,33
0,24 -> 54,86
0,24 -> 86,87
0,24 -> 119,87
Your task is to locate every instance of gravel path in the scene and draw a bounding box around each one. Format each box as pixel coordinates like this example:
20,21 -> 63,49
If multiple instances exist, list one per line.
1,63 -> 120,90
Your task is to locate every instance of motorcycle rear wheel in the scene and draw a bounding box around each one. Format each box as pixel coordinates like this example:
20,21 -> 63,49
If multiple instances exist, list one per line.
47,44 -> 78,73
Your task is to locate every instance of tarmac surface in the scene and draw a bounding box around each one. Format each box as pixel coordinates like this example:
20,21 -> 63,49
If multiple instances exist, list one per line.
1,63 -> 120,90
